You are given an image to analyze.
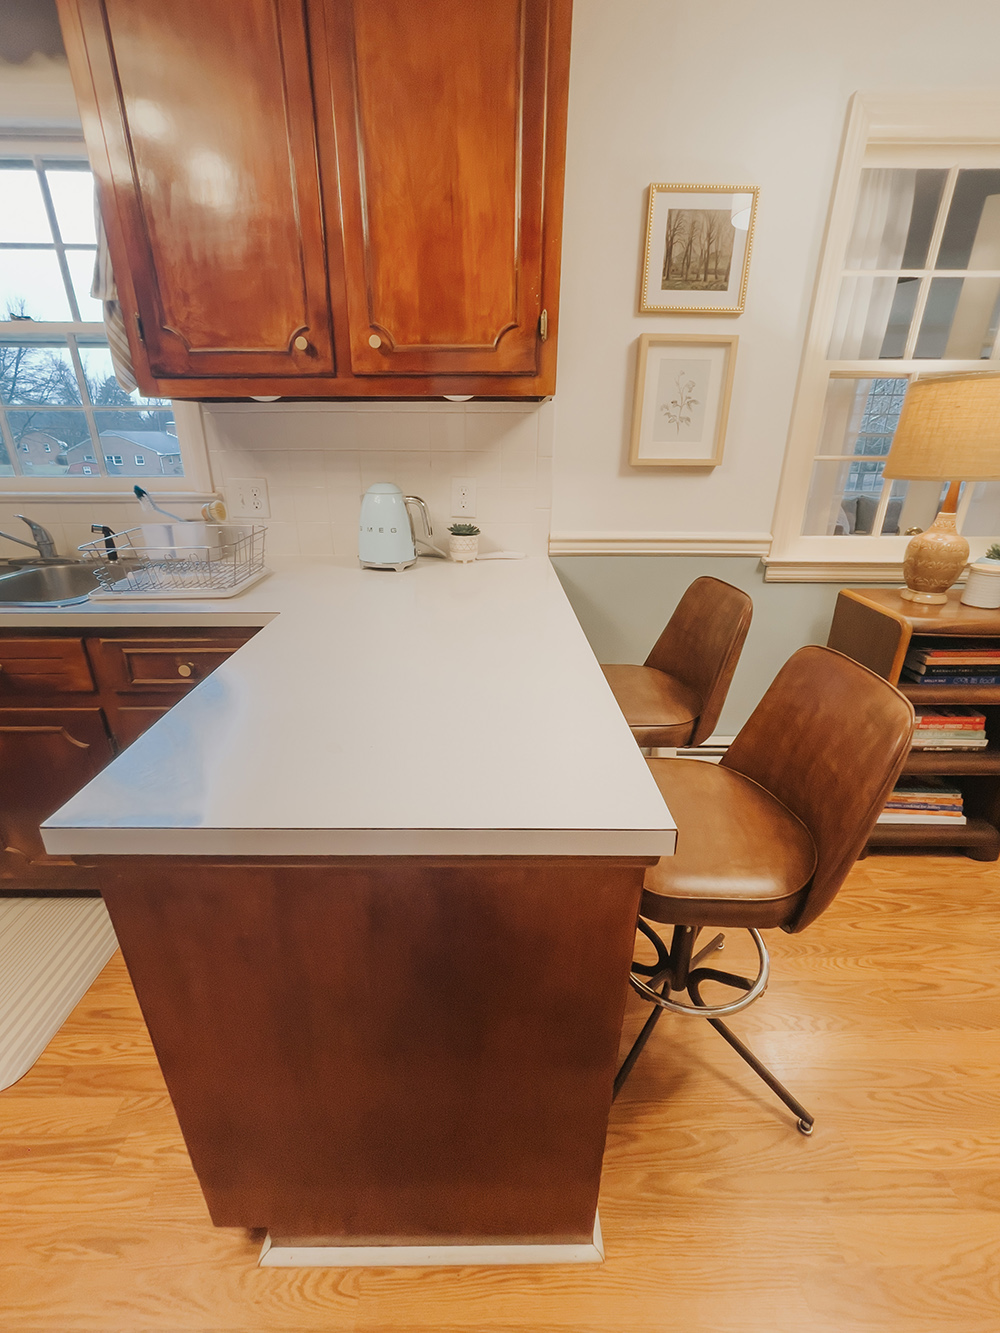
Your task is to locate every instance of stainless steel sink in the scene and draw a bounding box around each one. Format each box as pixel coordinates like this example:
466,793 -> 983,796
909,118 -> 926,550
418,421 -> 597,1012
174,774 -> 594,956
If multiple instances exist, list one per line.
0,561 -> 102,606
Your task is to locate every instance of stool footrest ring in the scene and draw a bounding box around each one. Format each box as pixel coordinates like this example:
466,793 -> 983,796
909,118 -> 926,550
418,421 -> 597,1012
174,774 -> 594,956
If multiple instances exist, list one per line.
628,928 -> 770,1018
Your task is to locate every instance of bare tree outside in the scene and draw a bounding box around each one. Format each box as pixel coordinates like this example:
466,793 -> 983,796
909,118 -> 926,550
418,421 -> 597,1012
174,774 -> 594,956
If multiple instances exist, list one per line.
661,209 -> 735,291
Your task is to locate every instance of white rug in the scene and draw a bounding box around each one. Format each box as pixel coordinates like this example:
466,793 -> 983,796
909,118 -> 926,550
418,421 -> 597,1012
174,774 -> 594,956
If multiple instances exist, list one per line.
0,898 -> 119,1091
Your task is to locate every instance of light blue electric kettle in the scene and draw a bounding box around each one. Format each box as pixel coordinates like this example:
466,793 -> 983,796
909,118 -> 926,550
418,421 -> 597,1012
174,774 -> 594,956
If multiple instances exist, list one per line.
358,483 -> 432,571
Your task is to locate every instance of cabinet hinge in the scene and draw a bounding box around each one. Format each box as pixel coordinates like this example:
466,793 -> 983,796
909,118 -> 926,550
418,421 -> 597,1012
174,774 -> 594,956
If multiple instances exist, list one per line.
538,309 -> 548,341
134,312 -> 145,344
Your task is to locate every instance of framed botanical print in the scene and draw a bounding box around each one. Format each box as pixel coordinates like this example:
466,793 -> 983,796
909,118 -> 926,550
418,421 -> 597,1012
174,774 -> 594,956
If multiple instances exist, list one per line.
640,184 -> 759,314
629,333 -> 738,467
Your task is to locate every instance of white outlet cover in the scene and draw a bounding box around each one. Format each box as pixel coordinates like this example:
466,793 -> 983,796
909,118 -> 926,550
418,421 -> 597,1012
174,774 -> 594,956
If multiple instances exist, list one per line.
230,477 -> 270,518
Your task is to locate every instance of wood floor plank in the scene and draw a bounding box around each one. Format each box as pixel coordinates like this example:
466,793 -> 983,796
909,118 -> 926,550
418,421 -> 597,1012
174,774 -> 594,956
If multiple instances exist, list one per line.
1,855 -> 999,1332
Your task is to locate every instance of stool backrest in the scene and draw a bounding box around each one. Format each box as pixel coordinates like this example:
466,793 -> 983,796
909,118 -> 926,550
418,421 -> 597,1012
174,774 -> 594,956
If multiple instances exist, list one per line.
721,645 -> 914,931
644,577 -> 752,747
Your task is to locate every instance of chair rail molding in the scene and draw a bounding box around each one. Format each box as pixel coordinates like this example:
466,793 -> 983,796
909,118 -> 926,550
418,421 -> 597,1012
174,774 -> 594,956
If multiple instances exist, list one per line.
548,531 -> 773,557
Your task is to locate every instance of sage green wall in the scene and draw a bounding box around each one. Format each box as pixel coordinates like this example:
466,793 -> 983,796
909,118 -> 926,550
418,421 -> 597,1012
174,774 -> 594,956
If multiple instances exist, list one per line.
551,556 -> 878,736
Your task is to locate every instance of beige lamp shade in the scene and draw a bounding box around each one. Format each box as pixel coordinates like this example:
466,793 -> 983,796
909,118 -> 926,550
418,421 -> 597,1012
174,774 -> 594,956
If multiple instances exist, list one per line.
882,373 -> 1000,481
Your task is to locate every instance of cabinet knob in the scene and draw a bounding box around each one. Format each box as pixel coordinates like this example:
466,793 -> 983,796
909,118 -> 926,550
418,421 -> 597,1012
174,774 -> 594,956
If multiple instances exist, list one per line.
368,333 -> 382,349
293,335 -> 310,352
177,663 -> 196,679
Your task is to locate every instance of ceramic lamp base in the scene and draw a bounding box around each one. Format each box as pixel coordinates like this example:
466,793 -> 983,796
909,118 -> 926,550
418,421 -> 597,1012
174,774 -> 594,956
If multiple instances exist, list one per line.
899,587 -> 949,605
900,508 -> 969,603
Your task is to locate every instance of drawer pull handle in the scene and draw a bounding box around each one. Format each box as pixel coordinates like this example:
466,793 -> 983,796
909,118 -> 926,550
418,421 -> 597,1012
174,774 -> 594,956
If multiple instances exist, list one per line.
177,663 -> 196,679
368,333 -> 382,349
293,335 -> 310,352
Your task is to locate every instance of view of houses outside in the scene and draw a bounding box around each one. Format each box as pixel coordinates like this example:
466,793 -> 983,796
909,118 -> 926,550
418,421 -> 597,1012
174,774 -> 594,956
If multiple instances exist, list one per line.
0,158 -> 179,481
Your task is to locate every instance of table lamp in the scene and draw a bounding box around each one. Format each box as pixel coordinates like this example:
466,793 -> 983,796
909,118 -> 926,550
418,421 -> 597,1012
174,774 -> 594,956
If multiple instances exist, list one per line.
881,372 -> 1000,604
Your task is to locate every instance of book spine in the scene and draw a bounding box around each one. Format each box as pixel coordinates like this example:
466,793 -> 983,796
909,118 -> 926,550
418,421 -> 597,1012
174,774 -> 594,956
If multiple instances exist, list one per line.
905,675 -> 1000,685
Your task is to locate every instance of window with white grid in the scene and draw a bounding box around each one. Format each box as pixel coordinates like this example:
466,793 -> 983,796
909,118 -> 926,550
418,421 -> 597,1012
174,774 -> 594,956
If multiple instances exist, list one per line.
0,150 -> 209,495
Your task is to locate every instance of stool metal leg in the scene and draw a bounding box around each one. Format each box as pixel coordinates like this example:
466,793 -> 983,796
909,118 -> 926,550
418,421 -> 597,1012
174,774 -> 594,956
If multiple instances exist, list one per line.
687,974 -> 815,1135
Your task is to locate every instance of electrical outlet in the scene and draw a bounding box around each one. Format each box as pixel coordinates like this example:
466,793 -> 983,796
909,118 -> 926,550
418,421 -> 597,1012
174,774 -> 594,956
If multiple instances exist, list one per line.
451,477 -> 476,518
229,477 -> 270,518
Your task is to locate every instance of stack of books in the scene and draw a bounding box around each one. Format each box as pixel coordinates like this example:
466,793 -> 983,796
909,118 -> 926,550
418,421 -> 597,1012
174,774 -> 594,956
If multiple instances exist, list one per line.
902,643 -> 1000,686
911,707 -> 988,750
877,777 -> 967,825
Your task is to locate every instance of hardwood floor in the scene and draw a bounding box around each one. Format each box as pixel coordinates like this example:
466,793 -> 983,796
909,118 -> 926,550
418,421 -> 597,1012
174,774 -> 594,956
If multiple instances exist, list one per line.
1,852 -> 998,1332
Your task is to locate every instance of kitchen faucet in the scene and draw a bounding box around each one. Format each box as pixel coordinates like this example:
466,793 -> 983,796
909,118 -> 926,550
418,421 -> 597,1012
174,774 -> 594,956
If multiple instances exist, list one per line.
0,514 -> 58,560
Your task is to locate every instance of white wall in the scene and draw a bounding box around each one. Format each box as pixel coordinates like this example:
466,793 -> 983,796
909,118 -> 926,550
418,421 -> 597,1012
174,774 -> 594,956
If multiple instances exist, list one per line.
551,0 -> 1000,538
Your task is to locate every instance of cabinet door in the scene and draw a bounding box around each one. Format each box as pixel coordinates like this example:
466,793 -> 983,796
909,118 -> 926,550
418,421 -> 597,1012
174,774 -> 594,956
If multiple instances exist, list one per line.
61,0 -> 335,381
0,709 -> 114,883
317,0 -> 565,378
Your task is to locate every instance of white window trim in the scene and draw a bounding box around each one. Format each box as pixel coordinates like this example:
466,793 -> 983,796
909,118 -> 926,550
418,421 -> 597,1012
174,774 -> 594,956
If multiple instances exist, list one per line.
766,90 -> 1000,582
0,136 -> 216,503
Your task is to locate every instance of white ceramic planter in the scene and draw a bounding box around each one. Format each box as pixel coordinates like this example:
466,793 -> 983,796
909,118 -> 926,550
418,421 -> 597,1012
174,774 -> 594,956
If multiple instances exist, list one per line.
961,560 -> 1000,608
449,534 -> 479,563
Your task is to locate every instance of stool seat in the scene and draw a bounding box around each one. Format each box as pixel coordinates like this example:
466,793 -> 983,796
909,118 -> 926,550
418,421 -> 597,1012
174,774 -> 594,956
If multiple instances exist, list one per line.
642,759 -> 817,929
600,664 -> 701,747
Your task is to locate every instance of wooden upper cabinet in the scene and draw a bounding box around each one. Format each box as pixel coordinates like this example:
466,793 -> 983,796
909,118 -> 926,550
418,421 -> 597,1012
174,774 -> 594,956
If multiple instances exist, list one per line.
60,0 -> 335,381
316,0 -> 552,378
57,0 -> 571,398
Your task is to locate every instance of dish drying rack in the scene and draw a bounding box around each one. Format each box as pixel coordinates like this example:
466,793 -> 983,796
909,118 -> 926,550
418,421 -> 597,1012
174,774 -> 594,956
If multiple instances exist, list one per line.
79,523 -> 268,599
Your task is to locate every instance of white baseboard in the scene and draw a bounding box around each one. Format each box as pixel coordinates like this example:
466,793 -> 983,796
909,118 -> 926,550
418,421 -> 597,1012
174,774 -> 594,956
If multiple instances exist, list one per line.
259,1214 -> 604,1267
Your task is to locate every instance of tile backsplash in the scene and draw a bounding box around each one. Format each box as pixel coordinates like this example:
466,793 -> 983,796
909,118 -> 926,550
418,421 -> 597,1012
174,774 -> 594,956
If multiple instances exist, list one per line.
0,400 -> 554,562
206,400 -> 553,559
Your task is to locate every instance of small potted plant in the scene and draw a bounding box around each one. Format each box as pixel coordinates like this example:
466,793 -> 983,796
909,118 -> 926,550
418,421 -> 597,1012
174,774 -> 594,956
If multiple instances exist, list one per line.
447,522 -> 480,563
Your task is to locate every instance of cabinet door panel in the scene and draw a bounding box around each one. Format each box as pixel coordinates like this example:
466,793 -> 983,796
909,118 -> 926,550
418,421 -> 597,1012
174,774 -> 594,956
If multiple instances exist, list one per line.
0,710 -> 114,879
70,0 -> 334,379
323,0 -> 551,377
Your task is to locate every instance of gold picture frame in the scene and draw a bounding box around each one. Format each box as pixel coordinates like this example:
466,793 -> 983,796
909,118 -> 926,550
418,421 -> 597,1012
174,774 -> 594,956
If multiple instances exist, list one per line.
640,184 -> 759,314
629,333 -> 738,468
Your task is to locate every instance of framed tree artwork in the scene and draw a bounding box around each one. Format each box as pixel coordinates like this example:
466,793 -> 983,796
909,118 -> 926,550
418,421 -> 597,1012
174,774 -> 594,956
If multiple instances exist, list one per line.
640,184 -> 759,314
629,333 -> 738,467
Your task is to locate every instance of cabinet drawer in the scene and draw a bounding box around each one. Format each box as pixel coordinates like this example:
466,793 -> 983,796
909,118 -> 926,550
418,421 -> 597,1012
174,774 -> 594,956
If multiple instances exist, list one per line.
88,634 -> 255,694
0,638 -> 95,695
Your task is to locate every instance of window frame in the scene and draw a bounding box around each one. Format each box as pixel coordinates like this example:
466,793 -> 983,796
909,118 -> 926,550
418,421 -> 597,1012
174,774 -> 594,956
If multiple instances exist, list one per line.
767,92 -> 1000,581
0,136 -> 214,502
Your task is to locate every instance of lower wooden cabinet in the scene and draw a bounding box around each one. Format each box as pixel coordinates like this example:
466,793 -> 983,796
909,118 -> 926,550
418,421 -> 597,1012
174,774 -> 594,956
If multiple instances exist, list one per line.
0,708 -> 114,887
0,626 -> 257,893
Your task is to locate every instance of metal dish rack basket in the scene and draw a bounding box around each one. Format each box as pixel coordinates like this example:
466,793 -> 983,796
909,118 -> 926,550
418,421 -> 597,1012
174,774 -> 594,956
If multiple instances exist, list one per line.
79,523 -> 267,597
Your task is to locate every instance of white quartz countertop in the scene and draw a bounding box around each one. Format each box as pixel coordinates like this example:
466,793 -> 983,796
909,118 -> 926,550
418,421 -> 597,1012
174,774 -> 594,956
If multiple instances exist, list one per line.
36,556 -> 676,858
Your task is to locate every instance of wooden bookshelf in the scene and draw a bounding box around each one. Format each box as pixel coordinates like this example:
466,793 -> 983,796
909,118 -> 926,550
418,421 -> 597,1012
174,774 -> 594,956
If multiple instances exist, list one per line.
828,589 -> 1000,860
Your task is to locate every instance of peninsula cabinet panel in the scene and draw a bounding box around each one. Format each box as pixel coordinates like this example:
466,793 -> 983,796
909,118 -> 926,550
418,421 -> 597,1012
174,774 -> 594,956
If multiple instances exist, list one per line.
96,855 -> 647,1241
0,709 -> 112,887
56,0 -> 571,400
58,0 -> 335,382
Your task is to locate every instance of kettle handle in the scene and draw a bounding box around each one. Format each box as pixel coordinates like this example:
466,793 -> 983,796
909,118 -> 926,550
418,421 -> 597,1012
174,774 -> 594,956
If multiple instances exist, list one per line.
404,495 -> 433,541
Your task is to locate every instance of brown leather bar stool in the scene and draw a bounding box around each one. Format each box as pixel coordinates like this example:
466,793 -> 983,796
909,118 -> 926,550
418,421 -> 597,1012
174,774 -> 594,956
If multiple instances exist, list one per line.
615,645 -> 914,1133
601,577 -> 752,750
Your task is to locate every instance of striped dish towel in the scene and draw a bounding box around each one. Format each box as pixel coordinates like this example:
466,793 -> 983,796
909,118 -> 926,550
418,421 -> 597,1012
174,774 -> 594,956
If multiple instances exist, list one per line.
91,191 -> 138,393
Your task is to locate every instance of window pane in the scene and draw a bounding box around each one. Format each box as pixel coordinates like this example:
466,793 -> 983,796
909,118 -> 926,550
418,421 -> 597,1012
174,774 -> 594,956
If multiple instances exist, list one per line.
0,167 -> 52,243
44,169 -> 97,244
94,408 -> 183,477
878,277 -> 921,358
937,170 -> 1000,270
5,409 -> 93,475
913,276 -> 1000,358
962,480 -> 1000,537
828,277 -> 899,357
0,433 -> 13,475
844,169 -> 946,271
65,248 -> 103,322
0,250 -> 73,321
0,342 -> 80,405
803,459 -> 906,535
78,344 -> 169,406
816,376 -> 908,457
